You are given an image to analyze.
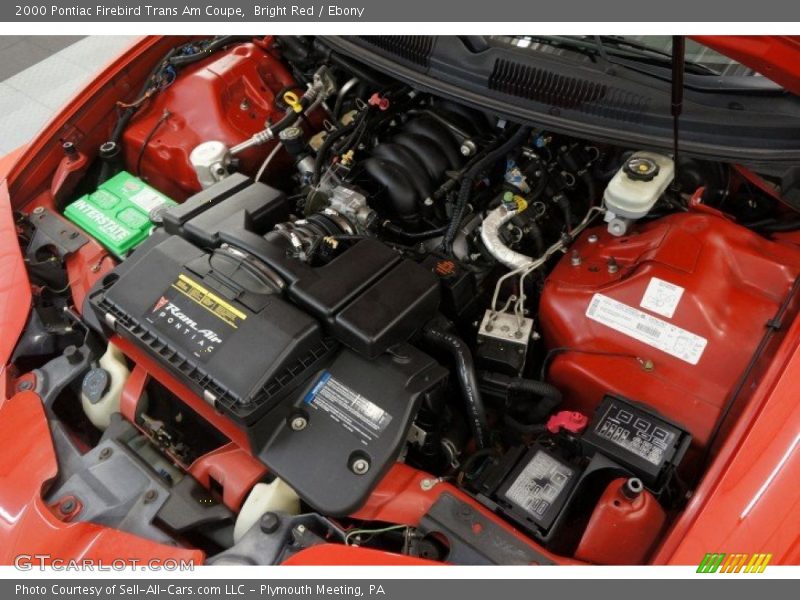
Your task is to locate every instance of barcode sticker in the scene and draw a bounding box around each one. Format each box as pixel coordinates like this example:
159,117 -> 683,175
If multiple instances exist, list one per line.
586,293 -> 707,365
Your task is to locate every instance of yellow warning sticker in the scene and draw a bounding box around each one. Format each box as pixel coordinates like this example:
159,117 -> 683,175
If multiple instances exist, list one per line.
172,274 -> 247,329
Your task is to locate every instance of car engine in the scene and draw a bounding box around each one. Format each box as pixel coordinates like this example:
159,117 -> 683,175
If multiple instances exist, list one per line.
10,35 -> 800,565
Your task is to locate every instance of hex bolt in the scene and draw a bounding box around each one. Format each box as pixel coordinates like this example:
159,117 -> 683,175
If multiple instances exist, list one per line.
98,447 -> 113,460
570,250 -> 582,267
290,416 -> 308,431
587,234 -> 599,244
33,207 -> 44,215
420,478 -> 436,491
63,141 -> 78,160
351,457 -> 370,475
143,489 -> 158,504
60,499 -> 76,513
16,379 -> 33,392
607,257 -> 619,274
460,140 -> 477,157
260,512 -> 280,534
64,345 -> 81,365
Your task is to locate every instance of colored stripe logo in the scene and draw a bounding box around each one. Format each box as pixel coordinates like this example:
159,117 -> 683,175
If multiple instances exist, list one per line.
697,553 -> 772,573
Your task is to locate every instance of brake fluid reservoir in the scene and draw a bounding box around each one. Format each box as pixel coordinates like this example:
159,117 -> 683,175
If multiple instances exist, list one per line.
603,152 -> 674,236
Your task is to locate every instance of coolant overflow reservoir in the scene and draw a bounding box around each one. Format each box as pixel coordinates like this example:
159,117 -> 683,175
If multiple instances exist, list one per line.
603,151 -> 674,236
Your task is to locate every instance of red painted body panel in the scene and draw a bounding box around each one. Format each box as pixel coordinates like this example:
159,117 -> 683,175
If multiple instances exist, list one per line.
0,391 -> 202,566
575,478 -> 666,565
0,182 -> 32,371
0,147 -> 26,180
352,463 -> 581,565
693,36 -> 800,96
282,545 -> 438,566
539,211 -> 800,451
656,302 -> 800,565
122,41 -> 294,200
118,364 -> 268,512
112,334 -> 253,450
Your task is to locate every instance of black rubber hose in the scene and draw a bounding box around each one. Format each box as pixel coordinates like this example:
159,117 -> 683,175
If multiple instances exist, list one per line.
320,49 -> 390,86
509,377 -> 562,412
269,109 -> 302,137
383,221 -> 447,241
525,221 -> 545,256
442,126 -> 530,254
479,371 -> 562,425
168,36 -> 252,67
553,193 -> 573,232
424,323 -> 489,449
755,219 -> 800,233
311,118 -> 360,185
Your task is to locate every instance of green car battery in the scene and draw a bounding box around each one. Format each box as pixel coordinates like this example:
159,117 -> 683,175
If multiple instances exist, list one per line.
64,171 -> 175,257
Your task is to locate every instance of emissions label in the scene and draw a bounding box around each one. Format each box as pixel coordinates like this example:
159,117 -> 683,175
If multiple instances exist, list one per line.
304,372 -> 392,445
640,277 -> 684,318
594,402 -> 678,467
145,274 -> 246,361
504,450 -> 574,523
586,293 -> 707,365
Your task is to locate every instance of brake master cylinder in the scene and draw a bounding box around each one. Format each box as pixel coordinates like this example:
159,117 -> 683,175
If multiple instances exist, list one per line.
603,151 -> 674,236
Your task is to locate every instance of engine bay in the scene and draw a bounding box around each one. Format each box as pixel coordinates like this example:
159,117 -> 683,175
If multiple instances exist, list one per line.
8,35 -> 800,565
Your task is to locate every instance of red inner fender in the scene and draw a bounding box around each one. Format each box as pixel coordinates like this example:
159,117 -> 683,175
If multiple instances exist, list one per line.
122,42 -> 295,200
539,211 -> 800,450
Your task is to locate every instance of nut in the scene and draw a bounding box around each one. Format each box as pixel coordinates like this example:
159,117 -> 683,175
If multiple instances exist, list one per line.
351,458 -> 370,475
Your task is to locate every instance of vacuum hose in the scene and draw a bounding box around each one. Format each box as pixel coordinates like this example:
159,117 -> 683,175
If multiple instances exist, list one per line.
442,126 -> 531,254
424,322 -> 490,449
479,371 -> 562,431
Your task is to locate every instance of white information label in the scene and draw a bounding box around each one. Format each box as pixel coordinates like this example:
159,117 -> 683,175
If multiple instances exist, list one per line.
586,293 -> 707,365
640,277 -> 685,318
129,188 -> 167,213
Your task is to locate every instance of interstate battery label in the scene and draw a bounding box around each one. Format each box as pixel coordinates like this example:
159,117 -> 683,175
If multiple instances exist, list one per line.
66,198 -> 135,244
303,372 -> 392,445
145,274 -> 246,361
586,293 -> 707,365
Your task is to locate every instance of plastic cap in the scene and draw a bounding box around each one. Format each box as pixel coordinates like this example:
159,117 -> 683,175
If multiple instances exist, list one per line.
546,411 -> 589,434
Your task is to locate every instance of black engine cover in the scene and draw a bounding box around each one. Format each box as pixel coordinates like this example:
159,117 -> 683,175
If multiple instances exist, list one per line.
86,178 -> 447,514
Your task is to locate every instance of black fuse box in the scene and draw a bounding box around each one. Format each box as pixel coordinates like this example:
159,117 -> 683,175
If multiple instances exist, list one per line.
495,446 -> 580,533
582,395 -> 691,488
471,445 -> 580,537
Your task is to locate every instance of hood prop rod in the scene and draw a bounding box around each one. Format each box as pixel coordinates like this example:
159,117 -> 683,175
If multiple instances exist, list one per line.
671,36 -> 686,195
